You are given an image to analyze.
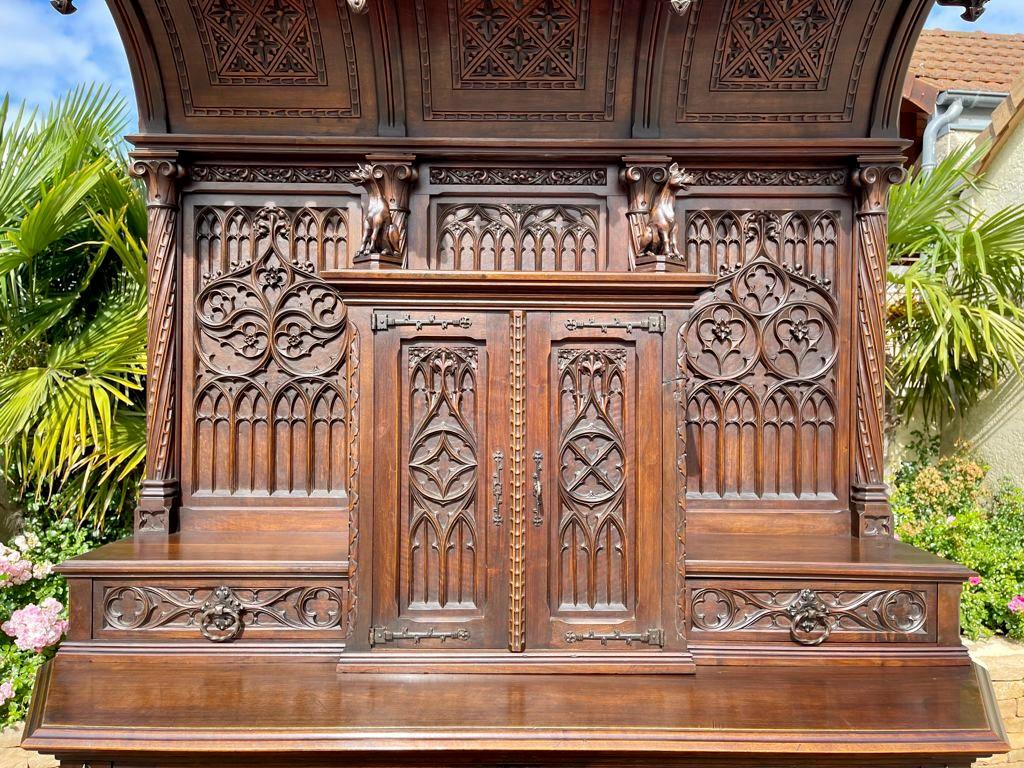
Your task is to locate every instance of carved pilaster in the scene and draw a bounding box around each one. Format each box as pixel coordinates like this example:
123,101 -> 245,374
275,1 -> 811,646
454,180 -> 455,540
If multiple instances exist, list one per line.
130,153 -> 187,536
851,162 -> 906,538
351,154 -> 417,269
621,157 -> 692,272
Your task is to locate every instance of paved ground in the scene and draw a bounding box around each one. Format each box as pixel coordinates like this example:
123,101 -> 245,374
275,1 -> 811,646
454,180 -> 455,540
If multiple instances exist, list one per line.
0,726 -> 55,768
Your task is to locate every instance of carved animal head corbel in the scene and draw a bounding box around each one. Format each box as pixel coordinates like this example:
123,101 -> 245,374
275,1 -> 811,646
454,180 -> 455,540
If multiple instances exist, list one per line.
935,0 -> 989,22
50,0 -> 77,14
347,0 -> 369,13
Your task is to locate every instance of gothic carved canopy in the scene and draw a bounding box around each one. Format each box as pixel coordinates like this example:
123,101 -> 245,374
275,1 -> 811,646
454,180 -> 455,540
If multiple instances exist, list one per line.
76,0 -> 964,141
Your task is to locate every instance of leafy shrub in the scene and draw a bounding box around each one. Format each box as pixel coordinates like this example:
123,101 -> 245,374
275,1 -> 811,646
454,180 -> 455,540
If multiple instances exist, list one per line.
0,496 -> 128,726
892,437 -> 1024,641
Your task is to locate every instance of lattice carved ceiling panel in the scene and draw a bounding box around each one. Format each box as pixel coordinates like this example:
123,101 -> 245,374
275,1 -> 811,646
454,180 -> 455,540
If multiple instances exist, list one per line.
712,0 -> 852,91
190,0 -> 327,84
452,0 -> 590,89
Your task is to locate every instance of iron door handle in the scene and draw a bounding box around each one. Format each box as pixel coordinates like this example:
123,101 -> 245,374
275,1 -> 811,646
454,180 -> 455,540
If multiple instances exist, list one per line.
531,450 -> 543,527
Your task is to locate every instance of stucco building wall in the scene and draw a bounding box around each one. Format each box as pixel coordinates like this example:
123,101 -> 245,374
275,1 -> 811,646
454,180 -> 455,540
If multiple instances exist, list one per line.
937,123 -> 1024,483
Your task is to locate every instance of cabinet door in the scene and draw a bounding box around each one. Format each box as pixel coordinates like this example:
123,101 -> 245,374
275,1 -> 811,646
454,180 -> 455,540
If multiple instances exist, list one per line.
525,312 -> 667,651
370,310 -> 509,650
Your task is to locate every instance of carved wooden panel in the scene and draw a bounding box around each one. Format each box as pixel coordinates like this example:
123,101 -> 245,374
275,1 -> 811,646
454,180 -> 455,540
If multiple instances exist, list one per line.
452,0 -> 589,90
711,0 -> 852,91
150,0 -> 365,121
526,312 -> 666,652
98,582 -> 348,639
405,0 -> 635,130
369,312 -> 509,650
187,204 -> 351,501
681,211 -> 841,502
433,203 -> 603,271
189,0 -> 328,85
674,0 -> 886,126
406,346 -> 482,609
555,348 -> 629,612
683,209 -> 839,283
429,167 -> 608,186
687,581 -> 936,644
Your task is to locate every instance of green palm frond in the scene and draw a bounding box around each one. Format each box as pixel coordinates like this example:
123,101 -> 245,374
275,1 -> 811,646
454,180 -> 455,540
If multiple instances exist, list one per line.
0,87 -> 144,528
887,144 -> 1024,422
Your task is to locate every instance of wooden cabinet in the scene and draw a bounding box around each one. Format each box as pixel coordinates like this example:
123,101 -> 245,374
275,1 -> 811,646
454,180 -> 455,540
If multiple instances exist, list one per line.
525,312 -> 668,652
343,299 -> 693,672
369,310 -> 510,650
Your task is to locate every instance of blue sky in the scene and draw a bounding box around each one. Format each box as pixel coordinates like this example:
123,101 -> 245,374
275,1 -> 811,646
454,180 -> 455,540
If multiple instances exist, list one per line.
2,0 -> 1024,132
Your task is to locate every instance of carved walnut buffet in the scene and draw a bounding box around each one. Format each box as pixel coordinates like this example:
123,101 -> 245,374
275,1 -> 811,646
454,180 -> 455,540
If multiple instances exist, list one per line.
26,0 -> 1009,765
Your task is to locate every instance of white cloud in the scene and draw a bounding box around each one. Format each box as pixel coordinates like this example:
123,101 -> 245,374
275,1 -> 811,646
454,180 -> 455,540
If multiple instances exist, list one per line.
0,0 -> 135,127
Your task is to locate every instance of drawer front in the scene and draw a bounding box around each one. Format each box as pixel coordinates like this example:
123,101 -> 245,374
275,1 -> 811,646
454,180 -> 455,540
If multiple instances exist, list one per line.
94,580 -> 349,642
686,580 -> 937,645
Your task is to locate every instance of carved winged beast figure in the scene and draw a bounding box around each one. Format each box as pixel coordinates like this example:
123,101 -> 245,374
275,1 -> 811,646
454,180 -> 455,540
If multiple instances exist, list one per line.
351,163 -> 402,262
636,162 -> 691,259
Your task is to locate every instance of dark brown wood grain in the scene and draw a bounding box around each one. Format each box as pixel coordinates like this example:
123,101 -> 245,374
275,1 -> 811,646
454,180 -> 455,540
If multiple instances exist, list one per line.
31,0 -> 1010,765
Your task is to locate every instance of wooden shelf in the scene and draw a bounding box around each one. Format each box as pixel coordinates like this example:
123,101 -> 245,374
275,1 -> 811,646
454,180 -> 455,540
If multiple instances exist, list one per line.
24,655 -> 1008,759
687,534 -> 976,581
57,532 -> 348,576
321,269 -> 719,306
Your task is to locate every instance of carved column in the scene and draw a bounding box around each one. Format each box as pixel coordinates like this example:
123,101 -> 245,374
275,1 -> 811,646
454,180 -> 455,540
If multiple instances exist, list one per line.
851,162 -> 906,538
130,153 -> 187,535
621,156 -> 692,272
351,154 -> 417,269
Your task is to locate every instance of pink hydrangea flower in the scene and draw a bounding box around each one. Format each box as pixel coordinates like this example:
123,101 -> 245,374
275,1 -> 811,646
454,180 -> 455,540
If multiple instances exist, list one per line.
0,546 -> 33,586
1008,595 -> 1024,614
1,598 -> 68,652
0,682 -> 14,705
968,576 -> 982,587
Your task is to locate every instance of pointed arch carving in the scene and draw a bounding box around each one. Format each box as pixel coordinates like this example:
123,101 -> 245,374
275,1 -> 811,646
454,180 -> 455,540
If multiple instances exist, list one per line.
681,211 -> 840,502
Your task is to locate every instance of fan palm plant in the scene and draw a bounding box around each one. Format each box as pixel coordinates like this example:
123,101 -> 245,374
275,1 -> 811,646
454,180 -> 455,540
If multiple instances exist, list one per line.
887,142 -> 1024,424
0,86 -> 147,527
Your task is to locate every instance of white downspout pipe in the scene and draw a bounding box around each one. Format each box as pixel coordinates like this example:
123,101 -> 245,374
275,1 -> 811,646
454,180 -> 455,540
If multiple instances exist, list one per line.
922,96 -> 965,174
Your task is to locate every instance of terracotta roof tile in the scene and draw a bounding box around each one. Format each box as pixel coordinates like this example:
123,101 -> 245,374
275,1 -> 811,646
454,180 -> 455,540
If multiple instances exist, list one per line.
909,29 -> 1024,93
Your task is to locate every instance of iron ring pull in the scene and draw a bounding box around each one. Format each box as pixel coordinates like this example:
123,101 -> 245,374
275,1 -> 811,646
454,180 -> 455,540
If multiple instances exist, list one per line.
789,607 -> 831,646
531,450 -> 544,527
199,586 -> 245,643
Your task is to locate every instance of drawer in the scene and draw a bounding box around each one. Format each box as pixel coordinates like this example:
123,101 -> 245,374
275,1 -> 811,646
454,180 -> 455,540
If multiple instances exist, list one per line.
93,579 -> 349,643
685,580 -> 937,645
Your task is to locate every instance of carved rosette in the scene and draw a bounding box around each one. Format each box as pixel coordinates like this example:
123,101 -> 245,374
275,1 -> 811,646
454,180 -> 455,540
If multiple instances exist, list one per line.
621,159 -> 692,272
351,155 -> 417,268
130,154 -> 187,535
852,163 -> 906,537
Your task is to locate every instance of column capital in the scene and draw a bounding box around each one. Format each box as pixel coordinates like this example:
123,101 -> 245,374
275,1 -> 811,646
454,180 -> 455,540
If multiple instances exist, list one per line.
130,153 -> 188,210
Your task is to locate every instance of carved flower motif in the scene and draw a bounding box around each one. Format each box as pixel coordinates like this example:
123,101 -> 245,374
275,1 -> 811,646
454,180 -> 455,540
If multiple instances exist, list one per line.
788,318 -> 812,343
261,265 -> 285,289
286,331 -> 304,351
710,317 -> 734,343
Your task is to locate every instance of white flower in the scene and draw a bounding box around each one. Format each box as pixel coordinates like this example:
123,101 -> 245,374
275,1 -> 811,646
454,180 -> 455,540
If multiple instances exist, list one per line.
14,532 -> 39,553
32,562 -> 53,580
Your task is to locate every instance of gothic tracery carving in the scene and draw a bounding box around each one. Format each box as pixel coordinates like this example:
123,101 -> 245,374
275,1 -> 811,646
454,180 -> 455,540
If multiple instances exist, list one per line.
712,0 -> 852,91
191,204 -> 350,497
452,0 -> 590,89
407,346 -> 481,609
556,348 -> 629,611
682,212 -> 839,501
434,203 -> 602,271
